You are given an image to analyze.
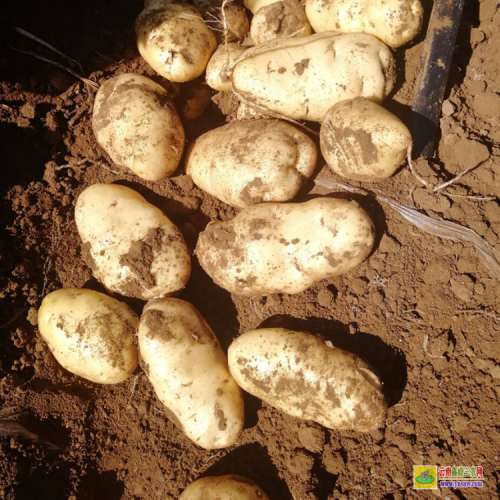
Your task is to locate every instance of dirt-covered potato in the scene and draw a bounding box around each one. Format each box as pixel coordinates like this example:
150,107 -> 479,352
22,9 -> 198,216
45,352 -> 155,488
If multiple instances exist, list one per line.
75,184 -> 191,300
196,197 -> 374,296
232,32 -> 395,122
135,0 -> 217,82
244,0 -> 280,14
250,0 -> 312,45
180,475 -> 270,500
186,119 -> 317,208
139,298 -> 244,449
179,80 -> 212,120
321,98 -> 412,182
206,43 -> 246,92
228,328 -> 387,431
93,74 -> 184,181
38,288 -> 139,384
306,0 -> 423,48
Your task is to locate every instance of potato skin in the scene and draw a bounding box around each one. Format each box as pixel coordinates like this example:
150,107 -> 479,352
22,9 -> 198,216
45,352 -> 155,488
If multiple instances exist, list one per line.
138,298 -> 244,449
196,197 -> 374,296
38,289 -> 139,384
206,43 -> 246,92
321,98 -> 412,182
232,32 -> 395,122
180,475 -> 270,500
306,0 -> 423,48
228,328 -> 387,431
186,119 -> 317,208
75,184 -> 191,300
244,0 -> 280,14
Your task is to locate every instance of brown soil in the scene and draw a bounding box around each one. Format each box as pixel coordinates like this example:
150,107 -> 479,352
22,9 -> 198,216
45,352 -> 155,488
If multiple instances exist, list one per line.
1,0 -> 500,499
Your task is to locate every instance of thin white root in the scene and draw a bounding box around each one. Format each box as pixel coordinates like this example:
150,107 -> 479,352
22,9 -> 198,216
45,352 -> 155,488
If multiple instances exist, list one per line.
406,143 -> 429,188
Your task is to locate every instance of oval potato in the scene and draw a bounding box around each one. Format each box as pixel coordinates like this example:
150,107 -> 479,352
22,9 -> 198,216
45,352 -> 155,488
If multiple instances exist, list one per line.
186,119 -> 317,208
139,298 -> 244,449
206,43 -> 246,92
196,197 -> 374,296
75,184 -> 191,300
232,32 -> 395,122
180,475 -> 271,500
38,288 -> 139,384
93,74 -> 185,181
228,328 -> 387,431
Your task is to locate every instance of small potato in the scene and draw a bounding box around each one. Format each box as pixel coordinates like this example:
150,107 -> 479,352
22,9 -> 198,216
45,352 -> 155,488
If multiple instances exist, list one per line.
186,119 -> 317,208
228,328 -> 387,431
93,74 -> 184,181
135,0 -> 217,82
179,80 -> 212,120
250,0 -> 312,45
244,0 -> 280,14
232,32 -> 395,122
139,298 -> 244,449
38,288 -> 139,384
75,184 -> 191,300
206,43 -> 246,92
180,475 -> 270,500
196,197 -> 374,296
306,0 -> 423,48
321,98 -> 412,182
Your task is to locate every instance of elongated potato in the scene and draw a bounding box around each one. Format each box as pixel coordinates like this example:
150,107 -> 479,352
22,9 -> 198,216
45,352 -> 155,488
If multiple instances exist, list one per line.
196,197 -> 374,296
321,98 -> 412,182
135,0 -> 217,82
206,43 -> 246,92
139,298 -> 244,449
228,328 -> 387,431
93,74 -> 184,181
180,475 -> 270,500
232,31 -> 395,122
186,119 -> 317,208
306,0 -> 423,48
75,184 -> 191,300
38,288 -> 139,384
244,0 -> 280,14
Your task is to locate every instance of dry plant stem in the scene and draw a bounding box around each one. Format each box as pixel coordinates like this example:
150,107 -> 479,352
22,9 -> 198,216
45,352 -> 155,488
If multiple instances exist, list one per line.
433,158 -> 490,192
444,193 -> 495,201
406,143 -> 429,187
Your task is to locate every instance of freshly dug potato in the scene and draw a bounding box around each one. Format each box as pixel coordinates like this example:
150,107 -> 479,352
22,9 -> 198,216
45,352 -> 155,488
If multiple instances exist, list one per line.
306,0 -> 423,48
180,475 -> 270,500
139,298 -> 244,449
93,74 -> 184,181
196,197 -> 374,296
135,0 -> 217,82
250,0 -> 312,45
38,288 -> 139,384
75,184 -> 191,300
321,98 -> 412,182
179,80 -> 212,120
244,0 -> 280,14
186,119 -> 317,208
232,32 -> 395,122
206,43 -> 246,92
228,328 -> 387,431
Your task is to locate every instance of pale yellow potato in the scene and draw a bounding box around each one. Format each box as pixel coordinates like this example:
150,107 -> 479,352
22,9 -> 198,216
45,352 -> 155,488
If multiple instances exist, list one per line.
139,298 -> 244,449
250,0 -> 312,45
306,0 -> 423,48
321,98 -> 412,182
135,0 -> 217,82
232,32 -> 395,122
244,0 -> 280,14
93,74 -> 184,181
75,184 -> 191,300
180,81 -> 212,120
180,475 -> 271,500
196,197 -> 374,296
186,119 -> 317,208
228,328 -> 387,431
38,288 -> 139,384
206,43 -> 246,92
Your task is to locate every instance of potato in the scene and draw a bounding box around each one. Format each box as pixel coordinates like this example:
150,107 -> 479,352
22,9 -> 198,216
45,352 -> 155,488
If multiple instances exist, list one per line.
206,43 -> 246,92
228,328 -> 387,431
232,31 -> 395,122
244,0 -> 280,14
305,0 -> 423,48
180,475 -> 270,500
93,74 -> 185,181
179,80 -> 212,120
139,298 -> 244,449
196,197 -> 374,296
135,0 -> 217,82
250,0 -> 312,45
320,98 -> 412,182
38,288 -> 139,384
75,184 -> 191,300
186,119 -> 317,208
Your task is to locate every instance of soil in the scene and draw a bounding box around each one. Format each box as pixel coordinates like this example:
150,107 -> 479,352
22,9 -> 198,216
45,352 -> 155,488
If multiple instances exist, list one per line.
1,0 -> 500,499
